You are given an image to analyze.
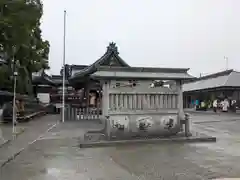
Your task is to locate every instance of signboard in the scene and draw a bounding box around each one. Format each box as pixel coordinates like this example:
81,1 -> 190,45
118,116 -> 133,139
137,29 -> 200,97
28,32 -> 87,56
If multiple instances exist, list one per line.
37,93 -> 50,104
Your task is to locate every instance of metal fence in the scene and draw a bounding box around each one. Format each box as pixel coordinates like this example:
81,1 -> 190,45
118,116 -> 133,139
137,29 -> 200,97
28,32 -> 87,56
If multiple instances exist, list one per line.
64,106 -> 102,121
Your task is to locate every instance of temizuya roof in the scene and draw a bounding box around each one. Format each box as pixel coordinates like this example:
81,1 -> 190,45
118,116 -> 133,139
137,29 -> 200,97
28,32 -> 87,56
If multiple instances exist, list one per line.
91,66 -> 193,80
69,42 -> 194,82
70,42 -> 130,80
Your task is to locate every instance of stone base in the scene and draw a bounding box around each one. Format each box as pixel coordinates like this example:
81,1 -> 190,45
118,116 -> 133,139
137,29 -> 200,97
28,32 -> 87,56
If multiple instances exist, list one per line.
80,135 -> 216,148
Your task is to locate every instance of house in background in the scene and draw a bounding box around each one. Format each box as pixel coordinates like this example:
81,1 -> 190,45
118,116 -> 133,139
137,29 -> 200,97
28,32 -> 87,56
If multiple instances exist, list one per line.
32,69 -> 56,104
183,69 -> 240,108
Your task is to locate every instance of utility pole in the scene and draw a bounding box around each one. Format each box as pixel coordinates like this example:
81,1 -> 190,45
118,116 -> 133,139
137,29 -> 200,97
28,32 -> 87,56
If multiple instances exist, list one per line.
12,47 -> 18,134
62,10 -> 67,123
224,56 -> 228,70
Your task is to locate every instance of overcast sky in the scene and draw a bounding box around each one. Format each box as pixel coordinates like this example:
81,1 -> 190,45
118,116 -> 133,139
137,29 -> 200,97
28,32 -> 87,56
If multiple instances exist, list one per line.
41,0 -> 240,77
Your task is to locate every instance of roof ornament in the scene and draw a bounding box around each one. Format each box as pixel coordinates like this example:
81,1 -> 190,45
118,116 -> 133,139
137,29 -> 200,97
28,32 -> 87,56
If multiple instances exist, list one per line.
60,64 -> 72,78
107,42 -> 119,54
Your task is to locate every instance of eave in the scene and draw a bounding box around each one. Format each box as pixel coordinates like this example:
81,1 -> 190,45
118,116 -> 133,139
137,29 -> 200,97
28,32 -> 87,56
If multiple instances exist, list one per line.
183,86 -> 240,93
32,70 -> 56,86
91,67 -> 194,81
97,66 -> 190,73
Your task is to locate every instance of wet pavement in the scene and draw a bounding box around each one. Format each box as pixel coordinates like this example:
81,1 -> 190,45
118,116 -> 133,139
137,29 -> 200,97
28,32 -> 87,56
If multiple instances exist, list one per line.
0,115 -> 59,167
0,124 -> 25,147
0,115 -> 59,146
1,113 -> 240,179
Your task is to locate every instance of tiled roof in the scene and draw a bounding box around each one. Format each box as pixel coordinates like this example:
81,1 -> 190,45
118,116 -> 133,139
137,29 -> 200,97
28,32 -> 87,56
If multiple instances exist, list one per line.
69,42 -> 195,82
51,75 -> 69,85
183,69 -> 240,92
92,66 -> 194,80
0,90 -> 13,96
71,65 -> 88,70
69,42 -> 130,80
32,69 -> 55,86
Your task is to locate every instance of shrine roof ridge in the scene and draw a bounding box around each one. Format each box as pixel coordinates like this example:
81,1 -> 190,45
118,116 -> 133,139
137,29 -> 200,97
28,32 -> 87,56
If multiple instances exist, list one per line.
97,66 -> 190,73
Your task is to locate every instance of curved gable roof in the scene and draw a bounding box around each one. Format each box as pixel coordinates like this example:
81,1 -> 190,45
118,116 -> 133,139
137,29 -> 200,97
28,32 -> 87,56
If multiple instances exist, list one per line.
70,42 -> 130,80
32,69 -> 55,86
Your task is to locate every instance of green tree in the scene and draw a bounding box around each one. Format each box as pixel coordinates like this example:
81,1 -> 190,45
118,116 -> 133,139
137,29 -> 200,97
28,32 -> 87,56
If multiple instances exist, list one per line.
0,0 -> 50,94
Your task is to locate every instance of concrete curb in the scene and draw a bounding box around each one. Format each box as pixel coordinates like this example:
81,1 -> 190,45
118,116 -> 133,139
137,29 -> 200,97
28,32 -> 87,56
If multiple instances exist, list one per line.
194,118 -> 240,124
80,136 -> 217,148
0,128 -> 25,149
0,122 -> 59,168
0,140 -> 10,148
184,110 -> 240,116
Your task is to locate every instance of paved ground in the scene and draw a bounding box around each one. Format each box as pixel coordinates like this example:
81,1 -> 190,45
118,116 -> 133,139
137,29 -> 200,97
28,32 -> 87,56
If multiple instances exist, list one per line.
1,113 -> 240,179
0,123 -> 25,146
0,115 -> 59,166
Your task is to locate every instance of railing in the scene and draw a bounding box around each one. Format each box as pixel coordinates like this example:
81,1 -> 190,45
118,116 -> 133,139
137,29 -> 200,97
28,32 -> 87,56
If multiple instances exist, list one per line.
109,92 -> 178,111
65,106 -> 102,120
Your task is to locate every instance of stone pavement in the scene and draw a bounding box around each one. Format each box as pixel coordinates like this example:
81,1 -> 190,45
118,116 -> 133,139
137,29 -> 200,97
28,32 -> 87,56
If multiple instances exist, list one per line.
0,124 -> 26,148
0,115 -> 60,167
1,114 -> 240,179
191,113 -> 240,158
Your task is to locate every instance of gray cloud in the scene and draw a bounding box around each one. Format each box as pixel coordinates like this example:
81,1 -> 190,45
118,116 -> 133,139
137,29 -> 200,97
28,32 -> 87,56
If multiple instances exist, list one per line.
41,0 -> 240,77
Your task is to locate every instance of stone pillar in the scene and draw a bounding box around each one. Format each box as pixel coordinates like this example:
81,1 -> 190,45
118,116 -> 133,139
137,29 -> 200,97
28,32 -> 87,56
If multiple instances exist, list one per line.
184,113 -> 191,137
177,80 -> 191,136
176,80 -> 184,121
102,81 -> 110,139
101,81 -> 109,118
